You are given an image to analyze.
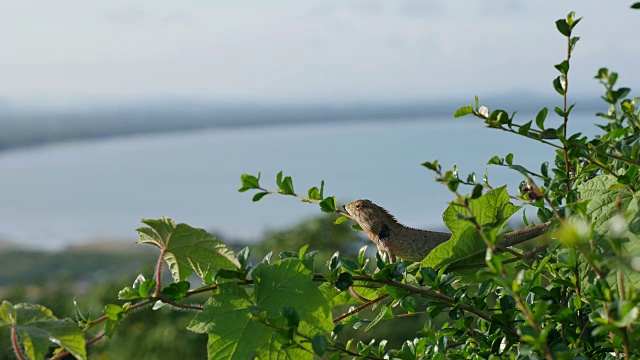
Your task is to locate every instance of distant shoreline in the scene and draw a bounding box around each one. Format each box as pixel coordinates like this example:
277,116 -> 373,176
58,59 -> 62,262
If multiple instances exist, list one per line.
0,94 -> 604,152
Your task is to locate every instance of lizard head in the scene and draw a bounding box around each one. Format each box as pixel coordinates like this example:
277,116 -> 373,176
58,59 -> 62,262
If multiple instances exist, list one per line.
345,199 -> 391,237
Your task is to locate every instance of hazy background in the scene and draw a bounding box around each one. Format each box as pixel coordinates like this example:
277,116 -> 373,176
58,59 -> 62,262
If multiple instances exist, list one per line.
1,1 -> 638,249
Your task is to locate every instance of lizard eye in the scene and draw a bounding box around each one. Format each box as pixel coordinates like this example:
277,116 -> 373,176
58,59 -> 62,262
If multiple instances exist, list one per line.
355,204 -> 361,209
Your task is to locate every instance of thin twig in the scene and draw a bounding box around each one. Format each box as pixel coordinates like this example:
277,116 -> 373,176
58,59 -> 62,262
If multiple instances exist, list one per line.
333,294 -> 389,323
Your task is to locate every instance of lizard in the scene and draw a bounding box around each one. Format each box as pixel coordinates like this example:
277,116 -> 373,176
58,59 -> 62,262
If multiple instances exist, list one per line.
345,199 -> 551,263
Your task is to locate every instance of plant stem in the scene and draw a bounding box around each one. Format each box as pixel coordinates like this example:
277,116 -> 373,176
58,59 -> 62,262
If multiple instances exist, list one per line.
333,294 -> 389,323
562,31 -> 572,196
10,328 -> 26,360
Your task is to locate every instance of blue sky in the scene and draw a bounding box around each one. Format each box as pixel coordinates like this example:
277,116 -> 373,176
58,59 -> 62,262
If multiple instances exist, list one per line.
1,1 -> 638,105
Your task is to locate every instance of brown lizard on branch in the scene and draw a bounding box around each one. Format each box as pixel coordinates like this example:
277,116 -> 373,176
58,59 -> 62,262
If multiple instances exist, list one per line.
345,199 -> 550,263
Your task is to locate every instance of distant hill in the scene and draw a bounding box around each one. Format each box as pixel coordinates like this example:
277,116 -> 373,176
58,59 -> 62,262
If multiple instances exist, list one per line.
0,93 -> 604,151
0,244 -> 157,288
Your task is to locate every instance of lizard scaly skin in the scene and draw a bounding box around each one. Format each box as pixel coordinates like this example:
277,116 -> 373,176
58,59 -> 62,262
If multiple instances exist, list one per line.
345,199 -> 550,263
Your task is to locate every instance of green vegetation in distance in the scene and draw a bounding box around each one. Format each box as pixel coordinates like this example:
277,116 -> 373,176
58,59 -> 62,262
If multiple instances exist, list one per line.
2,9 -> 640,360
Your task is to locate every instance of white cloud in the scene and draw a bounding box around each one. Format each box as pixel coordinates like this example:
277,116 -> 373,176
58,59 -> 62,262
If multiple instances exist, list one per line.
0,0 -> 637,103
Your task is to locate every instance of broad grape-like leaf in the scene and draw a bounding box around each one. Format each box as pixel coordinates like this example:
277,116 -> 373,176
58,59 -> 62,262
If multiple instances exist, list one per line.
252,259 -> 333,337
0,301 -> 86,360
422,186 -> 520,269
189,284 -> 273,360
577,175 -> 640,289
137,217 -> 240,282
189,259 -> 331,360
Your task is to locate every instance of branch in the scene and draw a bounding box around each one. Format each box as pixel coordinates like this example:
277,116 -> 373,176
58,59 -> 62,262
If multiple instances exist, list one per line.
333,294 -> 389,323
349,276 -> 518,338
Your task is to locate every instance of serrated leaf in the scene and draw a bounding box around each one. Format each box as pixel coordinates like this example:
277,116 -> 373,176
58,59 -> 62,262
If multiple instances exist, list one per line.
577,175 -> 640,289
0,301 -> 87,360
137,218 -> 240,282
189,284 -> 272,359
189,281 -> 314,360
422,186 -> 520,270
253,259 -> 333,336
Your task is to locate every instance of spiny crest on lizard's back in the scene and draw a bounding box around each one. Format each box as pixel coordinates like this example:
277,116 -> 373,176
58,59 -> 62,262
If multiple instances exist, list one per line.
345,199 -> 419,231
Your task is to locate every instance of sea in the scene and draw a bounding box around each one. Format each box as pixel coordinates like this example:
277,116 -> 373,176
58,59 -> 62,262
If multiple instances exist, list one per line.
0,112 -> 599,250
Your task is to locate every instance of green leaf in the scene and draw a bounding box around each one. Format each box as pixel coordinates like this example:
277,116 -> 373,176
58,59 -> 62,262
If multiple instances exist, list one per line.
554,60 -> 569,75
312,335 -> 328,356
334,216 -> 350,225
161,281 -> 190,301
280,176 -> 295,195
283,307 -> 300,329
275,171 -> 283,187
365,304 -> 392,331
577,175 -> 640,289
308,186 -> 322,201
471,184 -> 483,199
138,279 -> 156,298
400,296 -> 419,313
505,153 -> 514,165
238,173 -> 261,192
422,186 -> 520,270
570,36 -> 580,52
0,301 -> 87,360
385,285 -> 410,300
632,2 -> 640,9
487,156 -> 502,165
454,105 -> 473,118
118,286 -> 140,300
320,196 -> 337,213
518,121 -> 532,135
553,76 -> 566,95
189,284 -> 275,359
137,218 -> 240,282
318,281 -> 381,307
616,87 -> 631,100
253,259 -> 333,336
555,19 -> 570,36
103,304 -> 125,321
252,192 -> 268,202
535,108 -> 547,130
422,160 -> 440,172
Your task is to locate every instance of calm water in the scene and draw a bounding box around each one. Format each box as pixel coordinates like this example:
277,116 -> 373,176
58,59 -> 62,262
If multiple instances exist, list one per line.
0,113 -> 598,249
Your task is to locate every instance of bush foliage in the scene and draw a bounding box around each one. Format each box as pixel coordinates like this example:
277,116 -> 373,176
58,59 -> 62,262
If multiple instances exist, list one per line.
2,10 -> 640,360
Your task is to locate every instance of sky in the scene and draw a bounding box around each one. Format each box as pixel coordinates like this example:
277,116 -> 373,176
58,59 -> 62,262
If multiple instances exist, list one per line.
1,1 -> 638,106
